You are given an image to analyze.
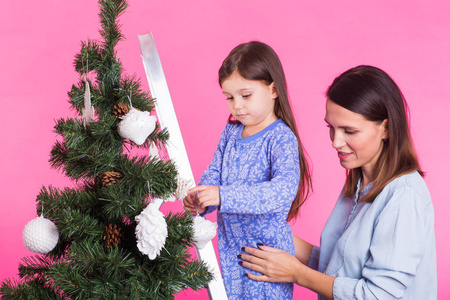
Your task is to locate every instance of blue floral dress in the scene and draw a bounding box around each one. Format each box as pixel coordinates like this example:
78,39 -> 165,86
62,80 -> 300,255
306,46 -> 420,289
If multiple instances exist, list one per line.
199,119 -> 300,299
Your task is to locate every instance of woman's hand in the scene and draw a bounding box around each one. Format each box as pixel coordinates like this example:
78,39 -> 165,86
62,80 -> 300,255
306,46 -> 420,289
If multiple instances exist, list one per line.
240,245 -> 303,284
240,244 -> 335,299
187,185 -> 220,208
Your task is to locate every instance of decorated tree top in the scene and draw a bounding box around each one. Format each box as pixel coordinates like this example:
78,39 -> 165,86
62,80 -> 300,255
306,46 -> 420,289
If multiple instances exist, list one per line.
0,0 -> 213,299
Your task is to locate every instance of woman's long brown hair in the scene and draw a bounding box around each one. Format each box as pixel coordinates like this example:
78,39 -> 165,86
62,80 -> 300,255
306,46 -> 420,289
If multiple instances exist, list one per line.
219,41 -> 312,221
327,65 -> 423,202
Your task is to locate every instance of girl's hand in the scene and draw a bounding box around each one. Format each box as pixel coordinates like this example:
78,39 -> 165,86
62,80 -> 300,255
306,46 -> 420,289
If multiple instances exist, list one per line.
240,245 -> 303,284
187,185 -> 220,208
182,192 -> 205,215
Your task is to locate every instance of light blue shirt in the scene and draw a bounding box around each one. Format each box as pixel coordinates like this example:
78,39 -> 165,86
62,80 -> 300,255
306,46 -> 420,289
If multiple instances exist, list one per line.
200,119 -> 300,300
309,171 -> 437,299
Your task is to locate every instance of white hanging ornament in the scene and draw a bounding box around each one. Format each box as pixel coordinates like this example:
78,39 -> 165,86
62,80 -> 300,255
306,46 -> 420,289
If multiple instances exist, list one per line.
82,81 -> 95,126
135,200 -> 168,260
163,195 -> 176,202
22,216 -> 59,254
118,108 -> 157,145
159,177 -> 195,203
175,177 -> 195,201
192,215 -> 217,249
149,141 -> 160,158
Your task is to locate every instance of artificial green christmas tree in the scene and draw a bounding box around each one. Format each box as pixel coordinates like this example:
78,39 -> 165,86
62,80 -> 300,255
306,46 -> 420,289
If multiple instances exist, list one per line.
0,0 -> 212,299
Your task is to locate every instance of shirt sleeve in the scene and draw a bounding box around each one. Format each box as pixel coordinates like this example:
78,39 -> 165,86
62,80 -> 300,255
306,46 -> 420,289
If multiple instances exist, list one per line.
332,186 -> 432,300
198,124 -> 230,215
219,131 -> 300,215
308,245 -> 320,271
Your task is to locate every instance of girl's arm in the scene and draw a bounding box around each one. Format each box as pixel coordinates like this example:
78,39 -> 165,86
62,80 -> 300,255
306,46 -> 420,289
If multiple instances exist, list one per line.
197,126 -> 229,187
192,124 -> 232,215
241,245 -> 335,300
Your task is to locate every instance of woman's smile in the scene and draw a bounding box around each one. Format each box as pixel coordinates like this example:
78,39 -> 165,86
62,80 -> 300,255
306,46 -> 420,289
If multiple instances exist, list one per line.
337,151 -> 353,160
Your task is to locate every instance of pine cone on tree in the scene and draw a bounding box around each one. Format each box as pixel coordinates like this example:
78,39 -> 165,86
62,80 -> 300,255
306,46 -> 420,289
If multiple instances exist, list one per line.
98,171 -> 123,187
112,102 -> 130,118
103,224 -> 123,248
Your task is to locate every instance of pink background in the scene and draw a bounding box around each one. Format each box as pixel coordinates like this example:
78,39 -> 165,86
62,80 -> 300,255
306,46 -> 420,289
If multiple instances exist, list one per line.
1,1 -> 449,299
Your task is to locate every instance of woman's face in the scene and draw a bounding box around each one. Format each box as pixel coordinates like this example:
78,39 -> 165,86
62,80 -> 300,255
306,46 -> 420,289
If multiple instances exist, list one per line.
325,98 -> 388,184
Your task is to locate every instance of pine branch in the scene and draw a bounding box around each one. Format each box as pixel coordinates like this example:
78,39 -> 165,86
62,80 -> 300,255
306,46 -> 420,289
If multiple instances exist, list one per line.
45,261 -> 93,299
116,154 -> 178,199
181,261 -> 215,291
73,39 -> 103,75
49,139 -> 121,180
17,255 -> 54,281
53,116 -> 122,155
64,242 -> 135,280
98,185 -> 148,220
37,186 -> 100,217
36,186 -> 103,245
119,75 -> 155,111
0,278 -> 63,300
98,0 -> 128,54
166,212 -> 195,246
56,208 -> 103,242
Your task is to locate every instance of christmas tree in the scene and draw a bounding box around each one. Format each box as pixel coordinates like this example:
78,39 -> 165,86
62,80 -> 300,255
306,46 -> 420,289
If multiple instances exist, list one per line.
0,0 -> 213,299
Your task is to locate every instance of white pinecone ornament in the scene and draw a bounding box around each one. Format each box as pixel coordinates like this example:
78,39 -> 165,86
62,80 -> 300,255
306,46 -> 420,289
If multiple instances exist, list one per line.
160,177 -> 195,203
135,201 -> 168,260
148,141 -> 159,158
22,216 -> 59,254
117,108 -> 157,145
192,215 -> 217,249
175,177 -> 195,201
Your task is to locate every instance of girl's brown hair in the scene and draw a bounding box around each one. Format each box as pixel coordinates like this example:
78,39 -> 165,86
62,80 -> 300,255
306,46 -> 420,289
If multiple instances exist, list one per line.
219,41 -> 312,221
326,65 -> 423,202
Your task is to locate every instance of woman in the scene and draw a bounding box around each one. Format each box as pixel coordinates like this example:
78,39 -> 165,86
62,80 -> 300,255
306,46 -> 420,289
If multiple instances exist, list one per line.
240,65 -> 437,299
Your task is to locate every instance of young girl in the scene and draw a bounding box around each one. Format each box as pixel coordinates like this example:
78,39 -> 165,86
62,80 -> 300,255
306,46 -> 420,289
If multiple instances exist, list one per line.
183,41 -> 312,299
239,65 -> 437,299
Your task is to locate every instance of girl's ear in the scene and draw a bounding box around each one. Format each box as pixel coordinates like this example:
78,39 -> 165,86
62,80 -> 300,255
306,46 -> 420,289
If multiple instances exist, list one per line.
270,82 -> 278,99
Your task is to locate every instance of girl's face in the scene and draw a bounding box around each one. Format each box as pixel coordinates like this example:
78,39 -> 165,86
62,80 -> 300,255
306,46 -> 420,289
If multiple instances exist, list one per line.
325,98 -> 388,185
221,72 -> 278,137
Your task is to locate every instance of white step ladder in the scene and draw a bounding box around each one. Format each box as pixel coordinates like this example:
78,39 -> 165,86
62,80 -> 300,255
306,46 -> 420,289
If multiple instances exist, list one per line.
138,32 -> 227,300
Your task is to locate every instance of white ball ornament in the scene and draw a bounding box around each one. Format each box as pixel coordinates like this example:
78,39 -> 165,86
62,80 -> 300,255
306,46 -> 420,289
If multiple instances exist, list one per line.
192,215 -> 217,249
135,201 -> 168,260
23,216 -> 59,254
118,108 -> 157,145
